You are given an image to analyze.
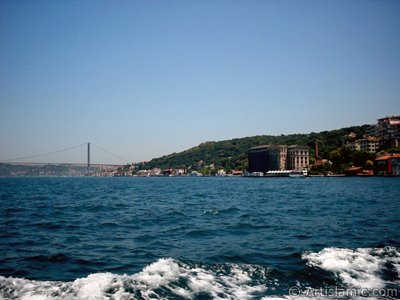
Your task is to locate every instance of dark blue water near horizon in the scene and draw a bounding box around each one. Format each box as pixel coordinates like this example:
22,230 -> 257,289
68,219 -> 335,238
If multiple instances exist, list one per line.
1,177 -> 400,299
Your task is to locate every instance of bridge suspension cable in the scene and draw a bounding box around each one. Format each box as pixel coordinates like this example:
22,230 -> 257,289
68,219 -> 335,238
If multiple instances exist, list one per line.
0,143 -> 87,162
90,143 -> 130,164
0,143 -> 131,165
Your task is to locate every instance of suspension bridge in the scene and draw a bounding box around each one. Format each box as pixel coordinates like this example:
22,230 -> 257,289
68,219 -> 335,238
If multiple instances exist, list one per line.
0,143 -> 131,176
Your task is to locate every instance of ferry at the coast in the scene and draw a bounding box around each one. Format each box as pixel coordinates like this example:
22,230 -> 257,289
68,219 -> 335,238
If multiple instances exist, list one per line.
245,169 -> 308,178
288,169 -> 308,178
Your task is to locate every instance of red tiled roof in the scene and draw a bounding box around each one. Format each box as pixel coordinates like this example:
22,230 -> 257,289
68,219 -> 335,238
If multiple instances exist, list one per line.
375,153 -> 400,161
346,166 -> 363,171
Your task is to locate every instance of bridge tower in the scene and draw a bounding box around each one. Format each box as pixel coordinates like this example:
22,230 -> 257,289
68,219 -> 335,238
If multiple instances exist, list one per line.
87,142 -> 90,176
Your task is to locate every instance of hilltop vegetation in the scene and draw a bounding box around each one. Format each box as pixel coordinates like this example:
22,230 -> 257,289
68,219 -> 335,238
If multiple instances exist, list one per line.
140,125 -> 370,172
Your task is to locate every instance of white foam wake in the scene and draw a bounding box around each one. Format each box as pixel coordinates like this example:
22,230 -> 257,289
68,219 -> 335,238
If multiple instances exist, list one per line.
0,258 -> 267,300
260,247 -> 400,300
303,246 -> 400,289
1,247 -> 399,299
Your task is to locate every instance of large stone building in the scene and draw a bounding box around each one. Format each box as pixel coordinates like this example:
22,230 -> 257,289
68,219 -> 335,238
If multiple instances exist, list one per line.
248,145 -> 286,173
248,145 -> 310,173
287,145 -> 310,170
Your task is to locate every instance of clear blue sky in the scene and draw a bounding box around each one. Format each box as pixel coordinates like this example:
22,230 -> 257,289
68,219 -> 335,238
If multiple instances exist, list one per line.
1,0 -> 399,164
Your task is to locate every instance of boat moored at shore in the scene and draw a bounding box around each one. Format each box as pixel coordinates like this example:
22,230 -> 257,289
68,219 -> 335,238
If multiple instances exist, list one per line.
245,169 -> 308,178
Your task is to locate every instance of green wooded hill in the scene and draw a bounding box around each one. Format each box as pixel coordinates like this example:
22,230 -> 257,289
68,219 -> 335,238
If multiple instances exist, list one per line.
140,125 -> 370,172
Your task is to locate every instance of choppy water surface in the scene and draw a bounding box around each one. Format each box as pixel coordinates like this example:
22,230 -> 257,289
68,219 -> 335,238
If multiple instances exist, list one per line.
0,177 -> 399,299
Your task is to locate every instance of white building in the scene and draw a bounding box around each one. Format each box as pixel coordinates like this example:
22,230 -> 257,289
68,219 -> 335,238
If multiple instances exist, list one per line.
345,136 -> 381,153
287,146 -> 310,171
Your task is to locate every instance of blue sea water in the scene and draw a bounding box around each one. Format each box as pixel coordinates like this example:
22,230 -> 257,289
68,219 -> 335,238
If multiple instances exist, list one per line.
0,177 -> 399,299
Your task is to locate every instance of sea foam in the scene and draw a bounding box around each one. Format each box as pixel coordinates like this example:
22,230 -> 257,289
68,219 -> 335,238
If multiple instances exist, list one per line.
1,247 -> 399,299
0,258 -> 267,300
303,246 -> 400,289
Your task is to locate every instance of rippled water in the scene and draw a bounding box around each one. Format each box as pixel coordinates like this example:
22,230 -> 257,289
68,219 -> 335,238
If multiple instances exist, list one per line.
0,177 -> 399,299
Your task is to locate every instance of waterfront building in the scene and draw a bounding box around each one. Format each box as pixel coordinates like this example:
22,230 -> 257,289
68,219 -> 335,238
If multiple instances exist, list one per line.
216,169 -> 227,176
248,145 -> 287,173
287,146 -> 310,171
248,146 -> 275,173
374,153 -> 400,176
248,145 -> 310,173
136,170 -> 151,177
232,170 -> 244,176
268,145 -> 288,171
